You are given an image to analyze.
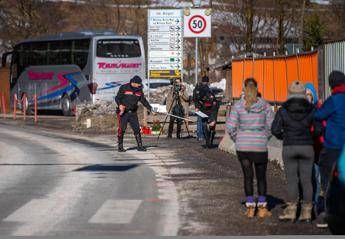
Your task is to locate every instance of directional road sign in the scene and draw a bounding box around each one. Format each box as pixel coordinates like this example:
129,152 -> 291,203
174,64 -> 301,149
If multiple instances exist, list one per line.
148,9 -> 183,79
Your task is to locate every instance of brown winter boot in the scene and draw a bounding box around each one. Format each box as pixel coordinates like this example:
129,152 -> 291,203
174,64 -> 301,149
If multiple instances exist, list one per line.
279,202 -> 297,222
257,202 -> 272,219
245,202 -> 256,218
298,202 -> 313,222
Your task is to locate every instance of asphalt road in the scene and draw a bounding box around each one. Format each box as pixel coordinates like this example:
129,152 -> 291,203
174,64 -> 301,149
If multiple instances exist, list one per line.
0,118 -> 331,236
0,123 -> 179,236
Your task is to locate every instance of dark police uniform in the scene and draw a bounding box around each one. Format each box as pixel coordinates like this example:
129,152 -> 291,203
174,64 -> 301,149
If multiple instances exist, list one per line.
193,82 -> 219,148
115,76 -> 152,152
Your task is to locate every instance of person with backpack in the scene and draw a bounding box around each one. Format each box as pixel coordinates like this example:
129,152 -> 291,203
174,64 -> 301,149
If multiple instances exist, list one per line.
193,76 -> 219,148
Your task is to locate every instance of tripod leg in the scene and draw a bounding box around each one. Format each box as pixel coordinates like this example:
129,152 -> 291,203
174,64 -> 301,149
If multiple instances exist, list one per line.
176,119 -> 182,138
157,96 -> 176,142
183,120 -> 191,137
167,116 -> 174,138
157,112 -> 170,141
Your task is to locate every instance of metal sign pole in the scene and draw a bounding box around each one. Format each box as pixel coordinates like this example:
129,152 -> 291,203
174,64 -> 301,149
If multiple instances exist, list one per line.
195,37 -> 198,85
147,9 -> 150,103
148,72 -> 150,102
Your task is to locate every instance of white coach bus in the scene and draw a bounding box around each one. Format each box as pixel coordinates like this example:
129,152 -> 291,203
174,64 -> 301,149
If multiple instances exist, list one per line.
2,31 -> 146,115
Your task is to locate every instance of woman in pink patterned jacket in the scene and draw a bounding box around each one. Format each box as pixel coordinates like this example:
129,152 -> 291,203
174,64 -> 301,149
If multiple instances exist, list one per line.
227,78 -> 274,219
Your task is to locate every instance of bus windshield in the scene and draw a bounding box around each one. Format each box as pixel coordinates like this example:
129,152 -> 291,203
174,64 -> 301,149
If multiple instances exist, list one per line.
96,39 -> 141,58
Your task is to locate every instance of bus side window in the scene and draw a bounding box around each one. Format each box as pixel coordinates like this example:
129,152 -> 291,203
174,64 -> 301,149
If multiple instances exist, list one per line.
60,40 -> 72,64
48,41 -> 60,65
73,39 -> 90,70
48,40 -> 72,65
31,42 -> 48,66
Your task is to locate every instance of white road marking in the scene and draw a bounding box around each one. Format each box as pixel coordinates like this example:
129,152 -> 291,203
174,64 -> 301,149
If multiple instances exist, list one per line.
0,127 -> 181,236
0,128 -> 96,236
89,200 -> 142,224
0,141 -> 27,193
4,199 -> 59,222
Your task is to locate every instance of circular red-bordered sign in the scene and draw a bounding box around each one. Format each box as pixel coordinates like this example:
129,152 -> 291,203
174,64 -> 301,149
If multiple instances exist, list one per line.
188,15 -> 207,34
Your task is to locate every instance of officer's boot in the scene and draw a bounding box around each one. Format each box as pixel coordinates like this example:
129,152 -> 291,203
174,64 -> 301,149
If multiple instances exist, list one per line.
135,133 -> 146,151
118,135 -> 126,152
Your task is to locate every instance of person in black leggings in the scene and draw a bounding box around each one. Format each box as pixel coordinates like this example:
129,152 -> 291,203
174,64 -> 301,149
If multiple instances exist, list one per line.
237,152 -> 268,202
227,78 -> 274,219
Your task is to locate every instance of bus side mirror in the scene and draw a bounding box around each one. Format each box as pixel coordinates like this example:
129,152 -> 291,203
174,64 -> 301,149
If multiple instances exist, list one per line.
1,52 -> 12,68
1,55 -> 6,67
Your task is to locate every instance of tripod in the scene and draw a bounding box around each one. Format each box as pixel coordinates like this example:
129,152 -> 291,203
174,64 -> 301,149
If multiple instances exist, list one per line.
157,88 -> 191,141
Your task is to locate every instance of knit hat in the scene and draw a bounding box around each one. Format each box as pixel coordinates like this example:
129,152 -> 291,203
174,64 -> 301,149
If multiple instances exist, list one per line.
329,70 -> 345,89
130,75 -> 142,84
201,76 -> 209,83
288,80 -> 306,99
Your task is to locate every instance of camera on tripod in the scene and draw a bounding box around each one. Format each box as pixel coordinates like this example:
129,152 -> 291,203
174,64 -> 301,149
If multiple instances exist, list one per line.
170,78 -> 182,95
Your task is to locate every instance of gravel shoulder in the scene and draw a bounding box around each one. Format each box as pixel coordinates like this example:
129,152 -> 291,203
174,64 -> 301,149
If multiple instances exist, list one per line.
144,136 -> 329,235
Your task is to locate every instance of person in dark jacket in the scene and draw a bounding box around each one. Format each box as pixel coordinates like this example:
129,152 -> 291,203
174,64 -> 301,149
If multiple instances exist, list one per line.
193,78 -> 207,141
193,76 -> 219,148
314,70 -> 345,228
272,80 -> 321,222
115,75 -> 153,152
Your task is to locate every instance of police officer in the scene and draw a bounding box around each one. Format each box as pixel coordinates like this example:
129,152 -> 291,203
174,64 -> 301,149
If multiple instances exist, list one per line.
193,75 -> 219,148
115,75 -> 153,152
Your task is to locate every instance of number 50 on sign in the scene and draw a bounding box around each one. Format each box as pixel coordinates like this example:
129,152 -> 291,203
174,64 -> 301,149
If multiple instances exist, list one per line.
183,8 -> 211,38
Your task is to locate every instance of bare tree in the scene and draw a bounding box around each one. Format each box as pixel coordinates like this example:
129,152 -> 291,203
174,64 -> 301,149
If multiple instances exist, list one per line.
0,0 -> 65,51
327,0 -> 345,41
271,0 -> 300,54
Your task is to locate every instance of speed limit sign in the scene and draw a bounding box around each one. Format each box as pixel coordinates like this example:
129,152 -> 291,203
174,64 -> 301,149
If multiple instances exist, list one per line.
189,15 -> 206,34
184,9 -> 211,38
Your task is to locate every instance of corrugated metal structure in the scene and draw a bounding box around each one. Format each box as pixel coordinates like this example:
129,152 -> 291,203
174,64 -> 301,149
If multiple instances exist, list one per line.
231,52 -> 318,103
323,40 -> 345,97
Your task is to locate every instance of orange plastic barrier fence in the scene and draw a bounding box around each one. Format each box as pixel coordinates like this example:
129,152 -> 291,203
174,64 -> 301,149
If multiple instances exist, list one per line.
0,67 -> 10,111
231,52 -> 318,103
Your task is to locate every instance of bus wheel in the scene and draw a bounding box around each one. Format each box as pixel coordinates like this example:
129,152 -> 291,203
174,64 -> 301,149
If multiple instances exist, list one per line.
61,94 -> 72,116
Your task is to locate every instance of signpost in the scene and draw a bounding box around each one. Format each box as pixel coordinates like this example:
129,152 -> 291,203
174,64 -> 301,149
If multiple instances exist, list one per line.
147,8 -> 211,95
183,8 -> 212,85
148,9 -> 183,80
